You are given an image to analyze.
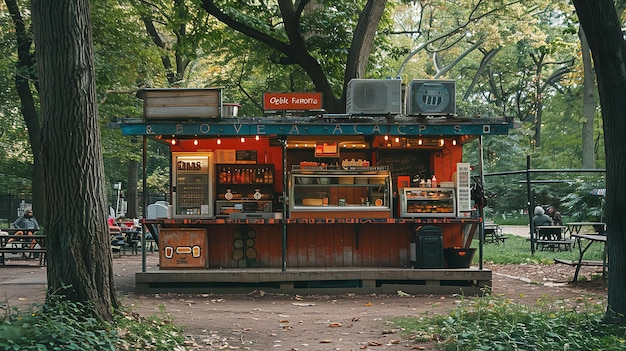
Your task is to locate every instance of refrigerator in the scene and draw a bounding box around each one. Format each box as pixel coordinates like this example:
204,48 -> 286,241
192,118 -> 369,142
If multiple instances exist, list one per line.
172,152 -> 215,218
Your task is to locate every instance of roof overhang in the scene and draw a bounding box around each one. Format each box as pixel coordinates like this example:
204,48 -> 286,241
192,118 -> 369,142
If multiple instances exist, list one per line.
115,116 -> 513,139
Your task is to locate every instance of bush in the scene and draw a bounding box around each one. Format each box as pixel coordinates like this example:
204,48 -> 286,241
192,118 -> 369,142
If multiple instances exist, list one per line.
395,292 -> 625,350
0,296 -> 187,350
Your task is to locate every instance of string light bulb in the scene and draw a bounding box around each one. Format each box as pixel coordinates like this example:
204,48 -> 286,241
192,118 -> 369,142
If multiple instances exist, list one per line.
170,139 -> 176,145
255,135 -> 260,141
418,139 -> 423,145
193,139 -> 198,146
452,139 -> 457,145
240,137 -> 245,143
217,138 -> 222,145
384,135 -> 389,141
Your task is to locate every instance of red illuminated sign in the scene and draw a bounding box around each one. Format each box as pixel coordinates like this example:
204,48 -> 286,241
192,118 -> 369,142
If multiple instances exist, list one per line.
263,92 -> 323,111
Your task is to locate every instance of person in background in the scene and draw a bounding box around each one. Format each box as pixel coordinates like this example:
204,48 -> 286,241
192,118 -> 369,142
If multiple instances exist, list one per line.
9,209 -> 40,248
532,206 -> 553,227
546,205 -> 563,226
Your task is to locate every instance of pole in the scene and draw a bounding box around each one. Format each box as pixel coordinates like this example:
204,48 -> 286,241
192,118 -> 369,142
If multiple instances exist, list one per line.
281,139 -> 287,272
478,136 -> 485,270
526,155 -> 534,254
141,136 -> 147,272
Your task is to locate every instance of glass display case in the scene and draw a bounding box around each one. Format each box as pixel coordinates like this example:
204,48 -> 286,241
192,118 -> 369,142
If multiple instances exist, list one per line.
215,164 -> 275,218
399,187 -> 456,218
289,166 -> 392,219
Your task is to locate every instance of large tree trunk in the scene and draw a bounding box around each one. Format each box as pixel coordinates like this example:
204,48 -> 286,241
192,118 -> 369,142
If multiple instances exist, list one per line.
579,28 -> 597,169
5,0 -> 45,221
344,0 -> 387,82
32,0 -> 117,321
572,0 -> 626,324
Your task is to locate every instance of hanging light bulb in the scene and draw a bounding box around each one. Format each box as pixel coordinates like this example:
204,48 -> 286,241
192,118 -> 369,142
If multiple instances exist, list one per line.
384,135 -> 389,141
418,139 -> 423,145
240,137 -> 245,143
171,139 -> 176,145
439,139 -> 445,146
452,139 -> 457,145
395,137 -> 400,143
217,138 -> 222,145
255,135 -> 260,141
193,139 -> 198,146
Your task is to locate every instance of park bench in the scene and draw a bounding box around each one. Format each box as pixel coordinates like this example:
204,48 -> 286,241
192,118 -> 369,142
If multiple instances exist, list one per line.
0,229 -> 46,266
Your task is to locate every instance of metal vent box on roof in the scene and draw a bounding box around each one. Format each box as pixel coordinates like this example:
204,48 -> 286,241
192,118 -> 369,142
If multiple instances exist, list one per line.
346,79 -> 402,115
140,88 -> 222,120
407,80 -> 456,116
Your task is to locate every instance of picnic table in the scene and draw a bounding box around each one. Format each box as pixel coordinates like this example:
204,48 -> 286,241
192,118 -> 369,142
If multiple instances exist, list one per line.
483,223 -> 507,244
0,229 -> 46,266
554,233 -> 607,282
534,225 -> 573,251
565,222 -> 606,237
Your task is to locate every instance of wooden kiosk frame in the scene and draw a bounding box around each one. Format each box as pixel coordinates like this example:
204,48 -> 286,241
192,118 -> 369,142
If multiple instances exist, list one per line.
118,89 -> 513,295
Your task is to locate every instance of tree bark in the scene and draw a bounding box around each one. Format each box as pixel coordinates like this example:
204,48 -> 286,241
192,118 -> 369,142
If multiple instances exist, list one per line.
572,0 -> 626,324
344,0 -> 387,83
32,0 -> 117,321
579,28 -> 597,169
5,0 -> 45,221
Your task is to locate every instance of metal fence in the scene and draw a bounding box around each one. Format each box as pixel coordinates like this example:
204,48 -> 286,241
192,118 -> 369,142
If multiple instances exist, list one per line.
0,193 -> 32,225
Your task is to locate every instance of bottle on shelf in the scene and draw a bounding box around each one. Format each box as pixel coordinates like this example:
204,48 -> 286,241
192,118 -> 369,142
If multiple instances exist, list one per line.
431,175 -> 438,188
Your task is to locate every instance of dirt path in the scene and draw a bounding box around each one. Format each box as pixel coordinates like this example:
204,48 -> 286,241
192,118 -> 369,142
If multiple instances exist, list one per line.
0,247 -> 607,351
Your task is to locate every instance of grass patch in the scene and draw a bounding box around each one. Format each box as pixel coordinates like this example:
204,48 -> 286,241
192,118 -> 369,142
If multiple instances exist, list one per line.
474,234 -> 605,265
0,296 -> 187,350
394,292 -> 624,350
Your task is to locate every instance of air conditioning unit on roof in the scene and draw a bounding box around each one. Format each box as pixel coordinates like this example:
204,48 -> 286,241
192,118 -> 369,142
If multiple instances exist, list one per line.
346,79 -> 402,115
407,79 -> 456,116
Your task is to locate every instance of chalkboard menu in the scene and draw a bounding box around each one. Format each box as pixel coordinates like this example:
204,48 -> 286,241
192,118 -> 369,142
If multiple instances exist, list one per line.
376,150 -> 430,178
236,150 -> 257,164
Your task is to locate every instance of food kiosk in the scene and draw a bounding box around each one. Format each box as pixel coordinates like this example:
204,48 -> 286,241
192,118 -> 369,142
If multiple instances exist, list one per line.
120,84 -> 513,294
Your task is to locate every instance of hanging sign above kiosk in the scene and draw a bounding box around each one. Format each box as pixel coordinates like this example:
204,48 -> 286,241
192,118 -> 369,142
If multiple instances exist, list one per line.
263,92 -> 323,111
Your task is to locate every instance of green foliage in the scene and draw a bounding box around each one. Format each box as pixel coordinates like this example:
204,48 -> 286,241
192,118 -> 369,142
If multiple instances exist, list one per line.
0,297 -> 186,351
561,176 -> 606,222
394,293 -> 624,350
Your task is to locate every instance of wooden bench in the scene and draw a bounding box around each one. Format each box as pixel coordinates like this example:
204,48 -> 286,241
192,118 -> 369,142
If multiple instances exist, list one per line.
535,226 -> 572,251
554,258 -> 604,267
0,233 -> 47,266
483,223 -> 507,244
535,239 -> 574,251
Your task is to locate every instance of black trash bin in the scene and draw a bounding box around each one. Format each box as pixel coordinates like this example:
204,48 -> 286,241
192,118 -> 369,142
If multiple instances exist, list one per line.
410,225 -> 444,268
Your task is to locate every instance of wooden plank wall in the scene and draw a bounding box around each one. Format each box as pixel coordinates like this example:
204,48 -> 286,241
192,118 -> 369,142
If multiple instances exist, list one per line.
205,222 -> 467,268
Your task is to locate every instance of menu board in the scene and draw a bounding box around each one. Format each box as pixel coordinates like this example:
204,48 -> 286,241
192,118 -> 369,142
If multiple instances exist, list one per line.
376,150 -> 429,178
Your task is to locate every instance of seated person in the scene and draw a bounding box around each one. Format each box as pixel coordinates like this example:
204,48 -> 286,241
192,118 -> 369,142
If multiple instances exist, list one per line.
532,206 -> 553,227
9,209 -> 40,248
532,206 -> 554,238
546,205 -> 563,226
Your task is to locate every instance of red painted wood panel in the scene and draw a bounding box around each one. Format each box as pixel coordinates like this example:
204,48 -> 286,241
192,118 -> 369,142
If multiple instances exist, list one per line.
199,222 -> 466,268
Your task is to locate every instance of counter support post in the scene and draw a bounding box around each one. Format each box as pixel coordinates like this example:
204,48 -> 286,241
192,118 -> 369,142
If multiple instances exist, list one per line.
281,138 -> 287,272
141,135 -> 148,272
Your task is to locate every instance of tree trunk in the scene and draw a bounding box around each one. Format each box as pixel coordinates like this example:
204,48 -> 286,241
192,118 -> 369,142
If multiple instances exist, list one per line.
5,0 -> 45,221
579,28 -> 597,169
32,0 -> 117,321
572,0 -> 626,324
344,0 -> 387,82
